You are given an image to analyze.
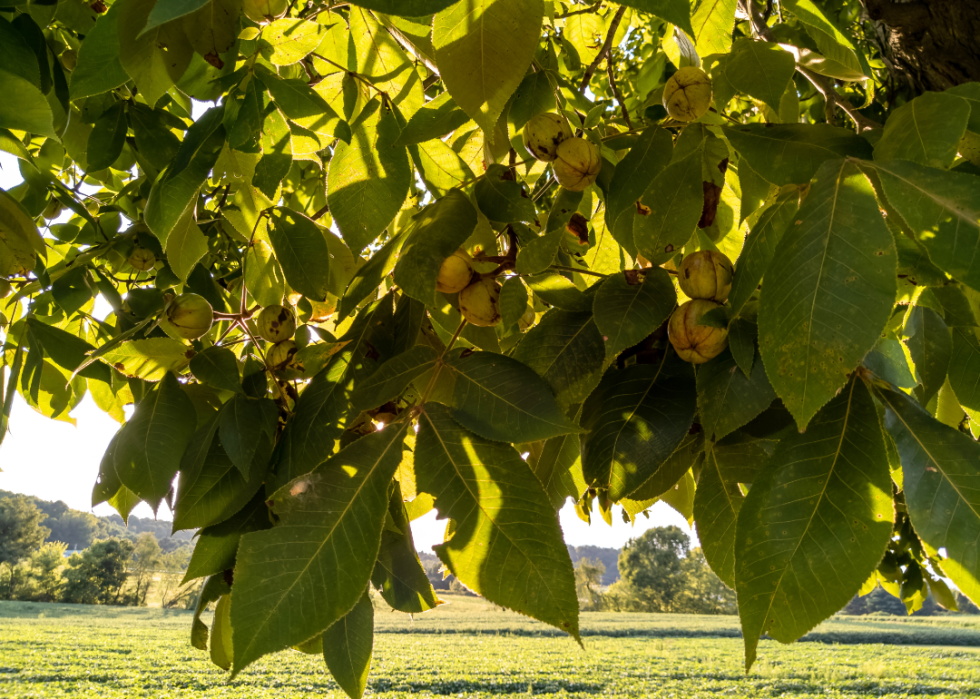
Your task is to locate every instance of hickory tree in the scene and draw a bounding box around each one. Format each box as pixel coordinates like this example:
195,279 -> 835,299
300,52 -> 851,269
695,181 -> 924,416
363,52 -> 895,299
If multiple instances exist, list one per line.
2,0 -> 980,691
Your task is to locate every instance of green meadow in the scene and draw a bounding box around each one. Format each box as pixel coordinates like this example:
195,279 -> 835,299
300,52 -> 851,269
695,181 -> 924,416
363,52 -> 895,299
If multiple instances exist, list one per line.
2,596 -> 980,698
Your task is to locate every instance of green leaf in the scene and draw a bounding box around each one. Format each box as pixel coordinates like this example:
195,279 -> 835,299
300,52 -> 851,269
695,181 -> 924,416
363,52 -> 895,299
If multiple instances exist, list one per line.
0,70 -> 55,138
69,3 -> 130,100
351,345 -> 439,413
697,347 -> 775,441
581,364 -> 696,501
210,595 -> 233,670
442,349 -> 582,443
267,207 -> 332,302
728,315 -> 757,377
593,269 -> 676,361
727,188 -> 799,318
173,419 -> 267,531
0,188 -> 44,277
874,92 -> 970,169
24,318 -> 111,384
416,404 -> 579,638
393,190 -> 478,306
394,91 -> 470,147
618,0 -> 693,38
947,82 -> 980,133
903,306 -> 951,405
499,276 -> 529,331
230,422 -> 409,673
183,490 -> 272,584
339,231 -> 406,320
432,0 -> 543,134
348,0 -> 461,14
735,378 -> 894,671
525,273 -> 593,311
689,0 -> 737,57
328,99 -> 411,255
879,387 -> 980,607
516,227 -> 564,276
723,124 -> 873,185
252,105 -> 291,199
531,430 -> 587,510
694,435 -> 773,588
166,213 -> 209,284
782,0 -> 866,81
322,590 -> 374,699
864,337 -> 916,389
604,126 -> 673,256
244,239 -> 285,309
949,326 -> 980,411
118,0 -> 194,107
218,394 -> 277,476
872,160 -> 980,293
261,18 -> 323,66
181,0 -> 240,60
144,106 -> 226,245
512,309 -> 606,410
141,0 -> 210,35
758,159 -> 897,429
85,102 -> 127,171
475,164 -> 537,223
724,39 -> 795,111
129,103 -> 181,170
633,131 -> 705,265
371,483 -> 441,614
113,372 -> 198,511
98,338 -> 193,382
259,72 -> 335,121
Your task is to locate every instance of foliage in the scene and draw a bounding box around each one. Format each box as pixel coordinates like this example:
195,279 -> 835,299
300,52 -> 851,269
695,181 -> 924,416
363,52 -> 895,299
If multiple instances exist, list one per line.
606,526 -> 734,613
574,557 -> 605,610
61,538 -> 135,605
1,0 -> 980,685
3,541 -> 67,603
0,495 -> 49,598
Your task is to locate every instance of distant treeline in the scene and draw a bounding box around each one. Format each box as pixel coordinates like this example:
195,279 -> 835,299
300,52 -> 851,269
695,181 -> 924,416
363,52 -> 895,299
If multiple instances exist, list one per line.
0,490 -> 194,551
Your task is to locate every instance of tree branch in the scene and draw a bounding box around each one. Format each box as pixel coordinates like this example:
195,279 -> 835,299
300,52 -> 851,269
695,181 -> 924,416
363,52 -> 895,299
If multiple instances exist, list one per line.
743,0 -> 880,132
606,58 -> 633,128
555,2 -> 603,20
579,6 -> 628,94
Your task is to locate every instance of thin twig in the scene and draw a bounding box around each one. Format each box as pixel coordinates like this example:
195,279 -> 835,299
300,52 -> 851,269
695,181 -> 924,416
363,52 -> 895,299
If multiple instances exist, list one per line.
555,1 -> 602,19
742,0 -> 879,132
579,6 -> 627,94
551,264 -> 608,278
606,59 -> 633,129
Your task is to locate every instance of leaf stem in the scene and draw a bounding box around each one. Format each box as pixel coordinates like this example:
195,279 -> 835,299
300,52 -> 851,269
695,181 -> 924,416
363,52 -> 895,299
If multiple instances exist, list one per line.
418,318 -> 467,408
550,264 -> 608,278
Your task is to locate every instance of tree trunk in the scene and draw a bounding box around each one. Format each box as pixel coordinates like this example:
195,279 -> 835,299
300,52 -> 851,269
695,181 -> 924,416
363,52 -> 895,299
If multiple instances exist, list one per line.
861,0 -> 980,96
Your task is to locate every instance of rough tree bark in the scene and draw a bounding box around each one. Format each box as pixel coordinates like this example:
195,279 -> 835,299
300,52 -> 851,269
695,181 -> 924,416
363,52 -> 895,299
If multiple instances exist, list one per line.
861,0 -> 980,96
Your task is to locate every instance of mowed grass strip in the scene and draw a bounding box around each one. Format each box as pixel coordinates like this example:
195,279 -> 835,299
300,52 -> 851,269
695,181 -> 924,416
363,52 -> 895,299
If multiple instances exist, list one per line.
2,598 -> 980,698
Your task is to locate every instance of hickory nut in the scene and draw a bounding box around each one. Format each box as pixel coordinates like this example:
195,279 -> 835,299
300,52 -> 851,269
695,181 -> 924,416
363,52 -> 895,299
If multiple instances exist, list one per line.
668,299 -> 728,364
459,277 -> 502,327
523,113 -> 573,162
436,249 -> 475,294
678,250 -> 733,302
553,137 -> 601,192
663,66 -> 713,122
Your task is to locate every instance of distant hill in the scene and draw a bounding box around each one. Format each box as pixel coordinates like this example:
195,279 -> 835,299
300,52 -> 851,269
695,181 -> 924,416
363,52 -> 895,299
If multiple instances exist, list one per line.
0,490 -> 194,552
567,546 -> 621,585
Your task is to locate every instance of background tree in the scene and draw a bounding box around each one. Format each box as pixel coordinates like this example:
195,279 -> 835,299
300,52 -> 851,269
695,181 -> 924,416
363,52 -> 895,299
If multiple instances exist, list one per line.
2,0 -> 980,691
129,533 -> 161,607
62,539 -> 134,606
618,526 -> 690,612
13,541 -> 67,603
0,496 -> 49,599
574,557 -> 606,610
673,548 -> 736,615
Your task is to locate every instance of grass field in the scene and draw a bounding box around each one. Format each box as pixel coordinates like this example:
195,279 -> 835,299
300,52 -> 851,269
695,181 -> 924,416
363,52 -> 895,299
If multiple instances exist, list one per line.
3,596 -> 980,698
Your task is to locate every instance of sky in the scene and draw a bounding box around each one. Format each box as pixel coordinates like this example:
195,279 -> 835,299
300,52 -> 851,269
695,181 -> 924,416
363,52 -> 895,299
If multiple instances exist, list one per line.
0,147 -> 693,553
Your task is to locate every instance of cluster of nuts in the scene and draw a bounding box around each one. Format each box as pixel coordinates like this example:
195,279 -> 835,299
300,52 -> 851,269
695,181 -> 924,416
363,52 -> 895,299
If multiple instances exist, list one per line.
436,249 -> 502,327
667,250 -> 734,364
256,304 -> 301,375
523,113 -> 601,192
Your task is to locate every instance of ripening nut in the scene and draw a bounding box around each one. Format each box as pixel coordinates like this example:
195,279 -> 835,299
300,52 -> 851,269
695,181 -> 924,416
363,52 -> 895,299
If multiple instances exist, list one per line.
243,0 -> 287,23
668,299 -> 728,364
42,199 -> 63,220
663,66 -> 713,122
61,50 -> 78,71
459,277 -> 502,327
436,249 -> 474,294
165,293 -> 214,341
0,278 -> 11,299
678,250 -> 734,302
257,304 -> 296,343
523,113 -> 573,162
267,340 -> 298,371
128,247 -> 156,272
553,138 -> 601,192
